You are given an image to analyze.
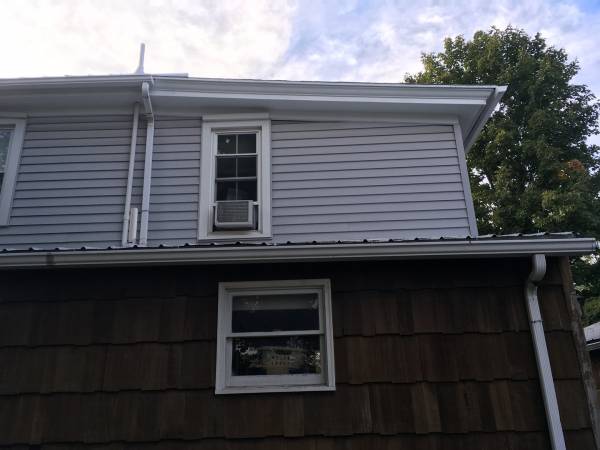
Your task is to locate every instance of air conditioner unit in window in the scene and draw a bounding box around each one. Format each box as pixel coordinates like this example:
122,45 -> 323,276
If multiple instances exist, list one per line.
214,200 -> 256,230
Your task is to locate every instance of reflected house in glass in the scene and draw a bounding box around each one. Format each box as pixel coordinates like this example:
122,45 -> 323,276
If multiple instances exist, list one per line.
0,74 -> 597,450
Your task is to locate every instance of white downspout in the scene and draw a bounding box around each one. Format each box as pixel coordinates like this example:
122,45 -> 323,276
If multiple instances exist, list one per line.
139,81 -> 154,246
121,102 -> 140,246
525,254 -> 566,450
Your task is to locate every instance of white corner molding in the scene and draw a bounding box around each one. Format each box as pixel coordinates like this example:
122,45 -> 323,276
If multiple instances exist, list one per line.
0,117 -> 27,226
525,254 -> 566,450
452,121 -> 478,237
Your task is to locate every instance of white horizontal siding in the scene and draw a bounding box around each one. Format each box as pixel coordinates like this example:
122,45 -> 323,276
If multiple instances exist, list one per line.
271,121 -> 471,242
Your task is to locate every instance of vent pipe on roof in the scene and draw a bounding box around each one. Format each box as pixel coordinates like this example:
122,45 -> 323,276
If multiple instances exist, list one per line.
525,254 -> 566,450
134,43 -> 146,75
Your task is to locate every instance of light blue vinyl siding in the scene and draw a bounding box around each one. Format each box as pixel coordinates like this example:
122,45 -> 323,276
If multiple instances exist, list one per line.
0,115 -> 141,248
270,121 -> 471,242
0,116 -> 473,248
146,117 -> 202,246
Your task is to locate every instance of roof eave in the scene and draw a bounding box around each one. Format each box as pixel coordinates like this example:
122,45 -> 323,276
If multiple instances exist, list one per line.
463,86 -> 507,152
0,238 -> 595,270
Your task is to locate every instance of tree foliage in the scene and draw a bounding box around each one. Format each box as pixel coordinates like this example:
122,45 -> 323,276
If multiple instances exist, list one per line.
406,26 -> 600,323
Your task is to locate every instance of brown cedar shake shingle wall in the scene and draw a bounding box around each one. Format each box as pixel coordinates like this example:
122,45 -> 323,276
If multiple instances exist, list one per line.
0,257 -> 595,449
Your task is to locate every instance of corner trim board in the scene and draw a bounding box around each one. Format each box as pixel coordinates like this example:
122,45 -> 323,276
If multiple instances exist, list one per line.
453,122 -> 478,236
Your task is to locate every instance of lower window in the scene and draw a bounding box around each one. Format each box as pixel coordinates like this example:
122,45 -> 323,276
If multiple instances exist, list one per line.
216,279 -> 335,394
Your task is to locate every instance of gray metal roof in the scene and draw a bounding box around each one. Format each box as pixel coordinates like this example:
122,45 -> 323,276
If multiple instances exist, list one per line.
0,232 -> 590,254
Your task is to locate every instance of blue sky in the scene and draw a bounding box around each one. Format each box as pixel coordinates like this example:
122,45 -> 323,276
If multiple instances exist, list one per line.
1,0 -> 599,141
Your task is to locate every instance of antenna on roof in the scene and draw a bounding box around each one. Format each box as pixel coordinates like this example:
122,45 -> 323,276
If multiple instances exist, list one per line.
134,43 -> 145,75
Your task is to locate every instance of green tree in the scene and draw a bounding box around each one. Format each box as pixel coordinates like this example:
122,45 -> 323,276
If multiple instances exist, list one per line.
405,26 -> 600,323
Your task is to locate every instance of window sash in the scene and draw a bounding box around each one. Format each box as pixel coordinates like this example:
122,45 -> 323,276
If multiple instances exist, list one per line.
215,176 -> 257,181
212,131 -> 260,204
226,329 -> 323,338
225,287 -> 325,335
216,280 -> 334,394
225,334 -> 326,387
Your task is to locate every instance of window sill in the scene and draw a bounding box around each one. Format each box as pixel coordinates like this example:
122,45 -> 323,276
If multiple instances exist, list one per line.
216,384 -> 336,395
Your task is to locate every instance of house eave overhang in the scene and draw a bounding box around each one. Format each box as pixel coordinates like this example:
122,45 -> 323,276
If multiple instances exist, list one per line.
0,75 -> 505,145
0,238 -> 595,270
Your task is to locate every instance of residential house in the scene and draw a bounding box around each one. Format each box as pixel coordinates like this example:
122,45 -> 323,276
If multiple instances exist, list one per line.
0,75 -> 598,449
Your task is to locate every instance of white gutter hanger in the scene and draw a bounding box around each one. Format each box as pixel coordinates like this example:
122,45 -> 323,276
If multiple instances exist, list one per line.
525,254 -> 566,450
139,81 -> 155,246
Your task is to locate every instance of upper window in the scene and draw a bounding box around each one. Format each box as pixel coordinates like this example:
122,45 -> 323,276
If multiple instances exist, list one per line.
199,118 -> 271,240
215,133 -> 257,202
216,279 -> 336,394
0,118 -> 26,226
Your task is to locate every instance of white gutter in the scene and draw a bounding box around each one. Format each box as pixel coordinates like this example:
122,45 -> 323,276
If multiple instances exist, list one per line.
139,81 -> 154,246
121,103 -> 140,246
0,238 -> 594,269
525,254 -> 566,450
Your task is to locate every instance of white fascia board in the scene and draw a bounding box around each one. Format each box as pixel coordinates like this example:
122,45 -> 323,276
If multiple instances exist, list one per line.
150,89 -> 487,106
0,75 -> 152,90
152,77 -> 497,100
0,238 -> 595,269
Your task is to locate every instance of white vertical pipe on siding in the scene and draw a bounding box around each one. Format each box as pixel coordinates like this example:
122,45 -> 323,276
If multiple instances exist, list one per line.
121,103 -> 140,246
139,119 -> 154,246
525,254 -> 566,450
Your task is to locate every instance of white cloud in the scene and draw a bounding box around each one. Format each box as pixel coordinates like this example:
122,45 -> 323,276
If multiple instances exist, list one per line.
0,0 -> 296,78
1,0 -> 599,145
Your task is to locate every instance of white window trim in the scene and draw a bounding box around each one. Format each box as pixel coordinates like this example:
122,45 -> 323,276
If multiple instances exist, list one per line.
216,279 -> 336,395
198,119 -> 271,241
0,118 -> 26,226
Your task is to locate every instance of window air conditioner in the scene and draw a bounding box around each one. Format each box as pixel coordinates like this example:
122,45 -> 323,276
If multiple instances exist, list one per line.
214,200 -> 255,230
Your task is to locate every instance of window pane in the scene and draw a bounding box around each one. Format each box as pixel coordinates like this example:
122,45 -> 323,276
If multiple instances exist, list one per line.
237,156 -> 257,177
217,134 -> 236,154
232,335 -> 321,376
216,180 -> 237,201
216,157 -> 236,178
0,129 -> 12,173
232,293 -> 319,332
236,180 -> 257,201
237,134 -> 256,154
